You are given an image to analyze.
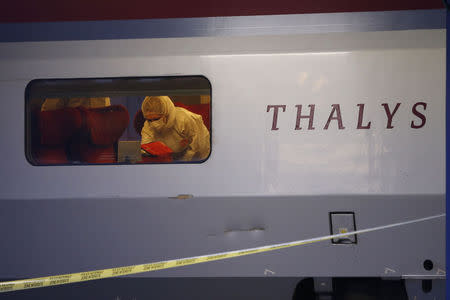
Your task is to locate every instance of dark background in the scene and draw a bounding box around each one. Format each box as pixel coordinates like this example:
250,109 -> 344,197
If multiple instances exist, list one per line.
0,0 -> 445,23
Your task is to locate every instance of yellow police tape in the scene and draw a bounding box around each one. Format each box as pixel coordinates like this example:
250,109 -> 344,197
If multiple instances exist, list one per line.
0,213 -> 444,293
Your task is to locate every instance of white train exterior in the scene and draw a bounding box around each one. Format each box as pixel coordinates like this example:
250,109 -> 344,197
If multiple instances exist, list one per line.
0,9 -> 445,298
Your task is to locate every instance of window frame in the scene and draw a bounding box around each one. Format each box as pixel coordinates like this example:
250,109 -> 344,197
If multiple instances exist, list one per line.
24,75 -> 212,166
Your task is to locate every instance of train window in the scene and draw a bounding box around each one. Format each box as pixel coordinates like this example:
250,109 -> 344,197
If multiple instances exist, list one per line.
25,76 -> 211,165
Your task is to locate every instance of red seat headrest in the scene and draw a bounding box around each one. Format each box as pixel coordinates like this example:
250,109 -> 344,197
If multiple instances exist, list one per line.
84,105 -> 130,146
39,108 -> 82,146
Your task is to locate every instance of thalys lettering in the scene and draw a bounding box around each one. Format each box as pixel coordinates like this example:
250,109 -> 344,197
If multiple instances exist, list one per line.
266,102 -> 426,131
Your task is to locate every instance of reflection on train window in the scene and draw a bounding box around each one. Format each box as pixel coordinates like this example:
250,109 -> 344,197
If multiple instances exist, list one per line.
25,77 -> 211,165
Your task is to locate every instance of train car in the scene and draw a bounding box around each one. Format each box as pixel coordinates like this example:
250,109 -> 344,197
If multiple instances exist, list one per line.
0,1 -> 446,299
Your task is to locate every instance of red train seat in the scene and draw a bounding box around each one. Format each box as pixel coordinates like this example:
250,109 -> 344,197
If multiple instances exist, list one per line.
34,105 -> 129,164
34,108 -> 82,164
75,105 -> 130,164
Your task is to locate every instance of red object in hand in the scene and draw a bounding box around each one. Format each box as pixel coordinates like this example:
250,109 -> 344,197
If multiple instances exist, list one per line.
141,141 -> 173,156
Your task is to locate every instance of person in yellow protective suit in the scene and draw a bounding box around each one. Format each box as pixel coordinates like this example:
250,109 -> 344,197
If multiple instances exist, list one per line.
141,96 -> 210,161
41,97 -> 111,111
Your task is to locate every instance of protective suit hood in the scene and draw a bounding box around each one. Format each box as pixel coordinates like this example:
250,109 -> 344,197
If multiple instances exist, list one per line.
141,96 -> 176,130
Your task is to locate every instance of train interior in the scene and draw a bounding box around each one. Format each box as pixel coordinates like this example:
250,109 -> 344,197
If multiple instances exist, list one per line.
25,77 -> 211,165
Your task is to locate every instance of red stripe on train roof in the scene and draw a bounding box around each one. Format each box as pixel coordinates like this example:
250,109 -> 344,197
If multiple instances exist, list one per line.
0,0 -> 444,23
